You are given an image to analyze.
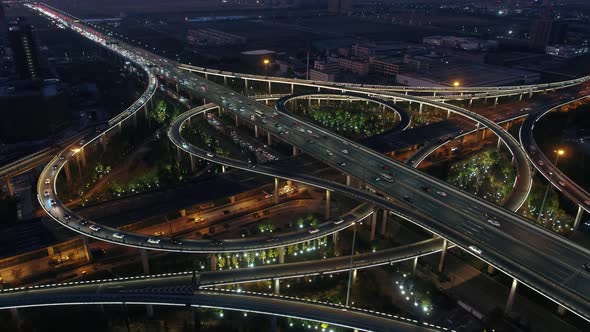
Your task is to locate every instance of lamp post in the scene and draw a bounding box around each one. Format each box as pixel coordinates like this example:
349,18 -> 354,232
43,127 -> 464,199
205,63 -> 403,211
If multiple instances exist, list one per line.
537,149 -> 565,222
345,221 -> 357,307
263,58 -> 270,76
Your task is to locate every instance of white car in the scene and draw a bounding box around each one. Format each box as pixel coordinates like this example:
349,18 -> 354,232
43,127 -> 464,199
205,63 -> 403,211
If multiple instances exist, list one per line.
341,149 -> 349,154
468,245 -> 483,255
326,150 -> 334,156
113,233 -> 125,239
45,178 -> 51,185
487,219 -> 501,227
44,190 -> 50,197
147,237 -> 160,244
206,152 -> 215,158
308,228 -> 319,234
436,191 -> 447,197
89,224 -> 101,232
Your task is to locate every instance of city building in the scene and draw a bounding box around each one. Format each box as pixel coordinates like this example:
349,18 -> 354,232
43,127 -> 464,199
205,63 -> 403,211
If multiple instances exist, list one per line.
309,69 -> 335,82
328,0 -> 352,14
186,28 -> 246,47
369,56 -> 409,76
7,19 -> 41,80
396,62 -> 539,87
423,36 -> 498,51
529,19 -> 568,50
545,45 -> 589,59
327,55 -> 369,76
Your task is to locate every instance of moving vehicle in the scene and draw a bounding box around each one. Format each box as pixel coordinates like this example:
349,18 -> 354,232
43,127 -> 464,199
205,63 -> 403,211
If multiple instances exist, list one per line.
436,191 -> 447,197
147,237 -> 161,244
333,218 -> 344,225
45,179 -> 51,185
89,224 -> 101,232
487,219 -> 501,227
379,173 -> 394,183
468,245 -> 483,255
113,233 -> 125,239
308,227 -> 319,234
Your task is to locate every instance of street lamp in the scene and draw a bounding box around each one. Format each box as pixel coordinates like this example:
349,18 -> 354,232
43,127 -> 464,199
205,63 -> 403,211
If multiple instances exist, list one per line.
263,58 -> 270,75
452,81 -> 460,87
537,149 -> 565,222
345,221 -> 357,307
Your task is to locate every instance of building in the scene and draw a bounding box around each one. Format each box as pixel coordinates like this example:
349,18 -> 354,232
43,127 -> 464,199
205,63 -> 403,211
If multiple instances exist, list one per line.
328,0 -> 352,14
546,45 -> 589,59
395,63 -> 539,87
369,57 -> 409,76
7,20 -> 41,80
529,20 -> 568,50
186,28 -> 246,47
309,69 -> 335,82
423,36 -> 498,51
327,56 -> 369,76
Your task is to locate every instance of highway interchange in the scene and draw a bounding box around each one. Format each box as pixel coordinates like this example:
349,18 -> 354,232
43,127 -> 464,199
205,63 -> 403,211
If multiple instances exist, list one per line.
3,1 -> 590,329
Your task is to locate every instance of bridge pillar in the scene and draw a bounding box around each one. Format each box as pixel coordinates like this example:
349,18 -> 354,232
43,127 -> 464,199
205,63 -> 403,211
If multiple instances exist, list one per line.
210,255 -> 217,271
332,232 -> 339,249
204,73 -> 208,80
419,103 -> 423,115
255,125 -> 259,138
505,278 -> 519,314
325,190 -> 331,219
64,161 -> 72,183
469,98 -> 473,107
221,165 -> 226,173
574,205 -> 584,230
370,210 -> 377,241
346,174 -> 351,186
244,79 -> 249,95
557,305 -> 567,316
268,81 -> 271,94
278,247 -> 285,264
292,146 -> 299,156
437,239 -> 448,273
487,264 -> 496,274
496,136 -> 502,151
235,114 -> 239,127
273,178 -> 279,204
140,249 -> 150,274
393,97 -> 397,104
273,278 -> 280,295
223,76 -> 227,85
267,132 -> 272,146
529,91 -> 533,98
412,256 -> 418,274
494,96 -> 499,107
291,83 -> 294,94
175,83 -> 179,93
352,268 -> 358,283
10,308 -> 21,331
190,154 -> 196,173
519,94 -> 523,101
447,110 -> 451,120
380,209 -> 387,235
4,178 -> 14,196
146,304 -> 154,318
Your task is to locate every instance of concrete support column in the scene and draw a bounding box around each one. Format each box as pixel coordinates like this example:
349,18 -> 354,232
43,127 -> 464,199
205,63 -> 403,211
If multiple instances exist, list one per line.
175,146 -> 182,166
255,125 -> 259,138
447,110 -> 451,120
274,178 -> 279,204
419,103 -> 423,115
221,165 -> 226,173
370,210 -> 377,241
190,154 -> 196,173
332,232 -> 338,248
437,239 -> 448,273
487,264 -> 496,274
273,278 -> 280,295
325,190 -> 331,219
235,114 -> 239,127
5,178 -> 14,196
175,83 -> 179,93
346,174 -> 351,186
469,98 -> 473,106
140,249 -> 150,274
412,256 -> 418,274
291,83 -> 294,94
64,161 -> 72,183
352,269 -> 358,283
519,94 -> 523,101
380,209 -> 387,235
505,278 -> 519,314
574,205 -> 584,230
496,137 -> 502,151
267,132 -> 272,146
244,79 -> 249,95
10,308 -> 21,331
210,255 -> 217,271
268,81 -> 271,94
278,247 -> 285,264
292,146 -> 299,156
494,96 -> 499,106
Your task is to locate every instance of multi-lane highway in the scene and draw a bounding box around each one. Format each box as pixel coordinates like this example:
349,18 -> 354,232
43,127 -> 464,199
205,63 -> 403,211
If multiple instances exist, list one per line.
520,95 -> 590,227
23,1 -> 590,323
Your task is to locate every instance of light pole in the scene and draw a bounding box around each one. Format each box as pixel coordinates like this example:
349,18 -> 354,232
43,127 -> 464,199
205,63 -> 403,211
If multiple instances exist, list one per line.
345,221 -> 357,307
263,58 -> 270,76
537,149 -> 565,222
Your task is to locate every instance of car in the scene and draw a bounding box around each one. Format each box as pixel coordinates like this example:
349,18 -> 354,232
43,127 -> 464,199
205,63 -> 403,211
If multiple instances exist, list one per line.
206,152 -> 215,158
52,164 -> 58,171
113,233 -> 125,239
338,161 -> 346,167
50,199 -> 57,207
89,224 -> 101,232
44,190 -> 50,197
170,239 -> 182,245
468,245 -> 483,255
79,219 -> 89,226
374,177 -> 381,182
63,214 -> 71,220
306,139 -> 313,143
487,219 -> 501,227
45,178 -> 51,185
223,209 -> 231,215
266,237 -> 279,243
436,191 -> 447,197
558,181 -> 567,187
538,160 -> 545,166
420,186 -> 431,192
308,227 -> 319,234
210,239 -> 224,246
333,218 -> 344,225
326,150 -> 334,156
239,107 -> 246,112
154,231 -> 165,236
583,263 -> 590,272
341,149 -> 349,154
182,141 -> 188,148
306,130 -> 313,134
147,237 -> 160,244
